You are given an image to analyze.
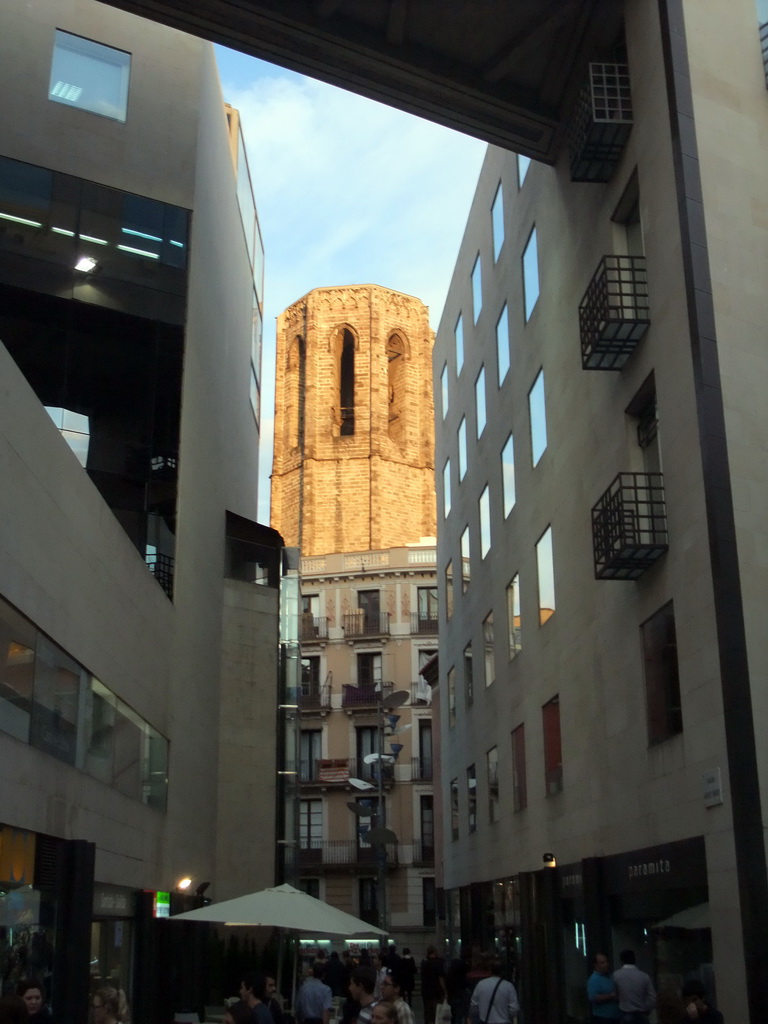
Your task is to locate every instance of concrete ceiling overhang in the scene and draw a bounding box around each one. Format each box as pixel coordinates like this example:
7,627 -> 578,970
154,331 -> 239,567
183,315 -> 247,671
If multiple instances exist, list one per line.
99,0 -> 623,162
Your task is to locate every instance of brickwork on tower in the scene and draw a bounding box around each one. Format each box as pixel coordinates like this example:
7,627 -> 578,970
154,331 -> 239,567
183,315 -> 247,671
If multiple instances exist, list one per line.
271,284 -> 436,556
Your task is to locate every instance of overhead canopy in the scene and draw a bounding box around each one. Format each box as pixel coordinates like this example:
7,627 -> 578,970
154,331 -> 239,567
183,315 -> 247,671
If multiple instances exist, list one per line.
100,0 -> 623,162
171,882 -> 387,935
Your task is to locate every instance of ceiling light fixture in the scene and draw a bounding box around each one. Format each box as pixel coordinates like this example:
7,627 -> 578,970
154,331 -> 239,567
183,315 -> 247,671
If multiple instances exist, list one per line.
75,256 -> 98,273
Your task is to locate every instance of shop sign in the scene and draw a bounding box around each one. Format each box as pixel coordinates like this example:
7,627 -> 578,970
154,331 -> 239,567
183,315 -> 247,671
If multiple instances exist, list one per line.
0,825 -> 36,885
603,836 -> 707,894
93,884 -> 134,916
702,769 -> 723,808
558,863 -> 583,897
154,890 -> 170,918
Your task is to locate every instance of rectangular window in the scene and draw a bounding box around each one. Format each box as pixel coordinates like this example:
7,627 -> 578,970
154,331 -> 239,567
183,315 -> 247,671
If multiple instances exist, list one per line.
476,366 -> 487,438
511,724 -> 527,811
450,777 -> 459,839
536,526 -> 555,625
443,459 -> 452,518
357,652 -> 382,690
458,417 -> 468,480
491,183 -> 504,262
49,31 -> 131,122
420,795 -> 435,857
542,696 -> 563,796
642,602 -> 683,744
467,764 -> 477,833
496,304 -> 510,385
356,725 -> 380,781
422,878 -> 437,927
448,667 -> 456,728
461,527 -> 471,592
300,878 -> 320,899
529,369 -> 547,466
455,313 -> 464,374
483,612 -> 495,687
507,575 -> 521,659
517,154 -> 531,187
464,643 -> 474,705
441,363 -> 449,419
358,590 -> 381,631
300,729 -> 322,782
502,434 -> 516,516
419,721 -> 433,779
30,637 -> 81,767
471,254 -> 482,323
299,798 -> 323,851
445,561 -> 454,620
301,655 -> 320,695
359,878 -> 379,926
417,586 -> 438,625
479,485 -> 491,558
487,746 -> 499,822
522,226 -> 539,321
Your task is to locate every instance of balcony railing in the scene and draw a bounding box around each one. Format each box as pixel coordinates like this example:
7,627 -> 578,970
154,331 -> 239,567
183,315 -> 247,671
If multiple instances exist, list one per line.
299,683 -> 331,711
146,551 -> 174,598
592,472 -> 668,580
342,611 -> 390,637
341,681 -> 393,708
355,759 -> 395,784
298,840 -> 398,869
410,612 -> 438,635
568,63 -> 633,183
412,840 -> 435,866
761,22 -> 768,89
411,680 -> 432,705
298,758 -> 353,784
579,255 -> 649,370
300,615 -> 328,641
411,756 -> 434,782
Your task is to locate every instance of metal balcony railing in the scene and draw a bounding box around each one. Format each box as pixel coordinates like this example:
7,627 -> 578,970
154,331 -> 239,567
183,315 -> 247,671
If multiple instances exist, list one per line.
299,682 -> 331,710
146,551 -> 174,598
410,612 -> 439,635
298,758 -> 353,784
412,840 -> 435,866
579,255 -> 649,370
298,839 -> 398,868
341,680 -> 393,708
592,472 -> 668,580
761,22 -> 768,88
355,759 -> 395,784
569,63 -> 633,182
342,611 -> 390,637
411,756 -> 434,782
300,615 -> 328,641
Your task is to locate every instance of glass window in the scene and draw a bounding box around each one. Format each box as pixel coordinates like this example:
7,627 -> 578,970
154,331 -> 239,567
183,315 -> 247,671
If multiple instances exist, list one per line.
30,637 -> 81,766
642,602 -> 683,744
491,184 -> 504,262
45,406 -> 90,467
461,527 -> 471,592
522,227 -> 539,321
455,314 -> 464,374
458,418 -> 468,480
483,612 -> 495,687
464,644 -> 473,706
542,696 -> 563,796
487,746 -> 499,822
448,667 -> 456,728
476,366 -> 487,438
496,304 -> 510,385
251,296 -> 263,385
445,561 -> 454,620
467,764 -> 477,833
507,574 -> 521,659
443,459 -> 452,518
49,31 -> 131,122
450,778 -> 459,839
249,365 -> 260,425
471,255 -> 482,324
529,369 -> 547,466
517,154 -> 531,187
300,799 -> 323,851
144,724 -> 168,811
84,677 -> 116,783
511,724 -> 527,810
502,434 -> 516,516
0,604 -> 37,744
236,127 -> 257,267
479,485 -> 491,558
536,526 -> 556,625
441,363 -> 449,419
113,699 -> 144,800
422,878 -> 437,927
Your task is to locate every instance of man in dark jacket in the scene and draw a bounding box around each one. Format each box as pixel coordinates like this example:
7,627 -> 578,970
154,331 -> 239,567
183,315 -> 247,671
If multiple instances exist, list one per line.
420,947 -> 446,1024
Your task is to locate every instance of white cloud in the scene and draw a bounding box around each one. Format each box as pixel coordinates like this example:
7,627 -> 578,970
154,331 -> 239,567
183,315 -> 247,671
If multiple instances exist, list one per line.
217,58 -> 486,524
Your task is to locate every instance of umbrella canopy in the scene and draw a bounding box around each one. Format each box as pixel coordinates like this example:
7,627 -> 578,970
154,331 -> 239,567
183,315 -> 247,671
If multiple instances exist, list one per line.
170,883 -> 387,935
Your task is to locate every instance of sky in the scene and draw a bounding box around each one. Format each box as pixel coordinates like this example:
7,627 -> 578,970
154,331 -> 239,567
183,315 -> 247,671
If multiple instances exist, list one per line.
213,46 -> 487,524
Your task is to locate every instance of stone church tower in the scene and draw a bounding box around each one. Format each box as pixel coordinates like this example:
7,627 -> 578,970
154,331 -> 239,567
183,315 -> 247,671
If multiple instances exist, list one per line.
271,284 -> 436,557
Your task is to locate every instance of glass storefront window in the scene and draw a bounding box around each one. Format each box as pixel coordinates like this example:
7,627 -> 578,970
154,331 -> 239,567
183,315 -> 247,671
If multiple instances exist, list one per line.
30,638 -> 81,766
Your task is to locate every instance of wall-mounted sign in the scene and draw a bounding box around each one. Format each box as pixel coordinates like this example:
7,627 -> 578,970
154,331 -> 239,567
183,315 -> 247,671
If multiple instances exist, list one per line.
155,891 -> 170,918
703,769 -> 723,808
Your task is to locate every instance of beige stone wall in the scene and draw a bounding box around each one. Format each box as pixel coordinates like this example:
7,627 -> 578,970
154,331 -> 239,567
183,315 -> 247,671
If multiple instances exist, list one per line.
272,285 -> 436,555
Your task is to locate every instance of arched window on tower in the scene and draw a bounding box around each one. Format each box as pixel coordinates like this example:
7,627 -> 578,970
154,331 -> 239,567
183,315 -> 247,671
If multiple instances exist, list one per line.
340,328 -> 355,436
287,336 -> 306,449
387,332 -> 406,443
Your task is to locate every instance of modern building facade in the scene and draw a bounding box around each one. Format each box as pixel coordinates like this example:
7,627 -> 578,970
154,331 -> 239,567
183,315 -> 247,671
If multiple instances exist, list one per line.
0,2 -> 291,1019
433,3 -> 768,1023
272,285 -> 439,952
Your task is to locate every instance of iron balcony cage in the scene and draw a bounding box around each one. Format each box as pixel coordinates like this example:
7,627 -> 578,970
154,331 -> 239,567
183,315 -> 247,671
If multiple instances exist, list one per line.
592,472 -> 668,580
579,255 -> 650,369
569,63 -> 633,183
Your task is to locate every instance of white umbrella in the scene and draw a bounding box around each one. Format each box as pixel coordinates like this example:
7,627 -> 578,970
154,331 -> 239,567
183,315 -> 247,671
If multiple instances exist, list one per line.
170,882 -> 387,935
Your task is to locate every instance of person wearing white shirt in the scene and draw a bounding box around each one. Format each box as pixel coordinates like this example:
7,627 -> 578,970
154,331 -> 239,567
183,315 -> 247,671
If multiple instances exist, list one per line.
468,958 -> 519,1024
